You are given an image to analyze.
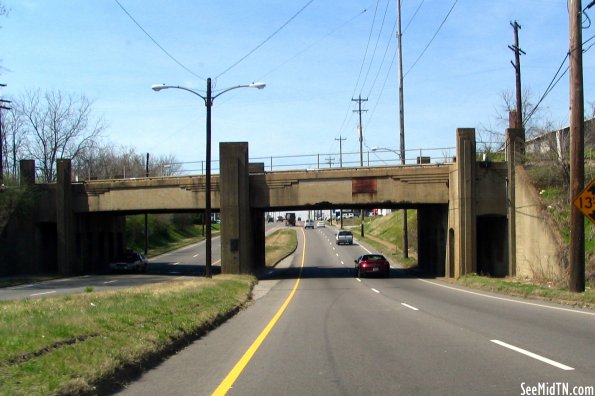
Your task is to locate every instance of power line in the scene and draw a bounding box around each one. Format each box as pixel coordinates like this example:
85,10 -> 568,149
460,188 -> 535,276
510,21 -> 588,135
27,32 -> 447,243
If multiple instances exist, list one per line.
403,0 -> 425,34
258,8 -> 367,80
113,0 -> 205,81
360,0 -> 392,94
404,0 -> 458,78
352,0 -> 382,96
216,0 -> 316,79
524,53 -> 569,126
335,0 -> 381,142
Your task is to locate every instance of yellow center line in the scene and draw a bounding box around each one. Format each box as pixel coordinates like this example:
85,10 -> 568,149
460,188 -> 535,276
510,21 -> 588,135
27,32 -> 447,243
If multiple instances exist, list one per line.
211,227 -> 306,396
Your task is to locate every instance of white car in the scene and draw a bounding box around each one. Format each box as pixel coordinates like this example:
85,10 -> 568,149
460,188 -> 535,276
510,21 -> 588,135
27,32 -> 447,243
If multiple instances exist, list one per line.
316,221 -> 325,228
304,219 -> 315,229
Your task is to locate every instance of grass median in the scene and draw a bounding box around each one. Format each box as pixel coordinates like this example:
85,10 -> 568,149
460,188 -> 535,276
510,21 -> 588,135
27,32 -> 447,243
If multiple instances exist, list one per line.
0,275 -> 255,395
265,228 -> 298,267
1,227 -> 298,395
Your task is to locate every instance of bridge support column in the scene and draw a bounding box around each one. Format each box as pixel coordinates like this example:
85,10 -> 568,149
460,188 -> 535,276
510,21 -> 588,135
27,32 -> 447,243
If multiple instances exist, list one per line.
506,128 -> 525,277
57,159 -> 76,275
418,206 -> 447,276
449,129 -> 477,277
220,142 -> 254,274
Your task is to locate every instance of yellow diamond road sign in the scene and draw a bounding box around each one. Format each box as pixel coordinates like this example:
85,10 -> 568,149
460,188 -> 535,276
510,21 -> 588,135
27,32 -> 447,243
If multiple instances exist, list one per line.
574,179 -> 595,224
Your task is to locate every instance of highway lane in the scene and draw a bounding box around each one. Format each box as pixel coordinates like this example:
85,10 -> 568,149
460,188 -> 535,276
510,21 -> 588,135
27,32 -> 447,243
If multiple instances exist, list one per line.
116,226 -> 595,395
0,223 -> 286,300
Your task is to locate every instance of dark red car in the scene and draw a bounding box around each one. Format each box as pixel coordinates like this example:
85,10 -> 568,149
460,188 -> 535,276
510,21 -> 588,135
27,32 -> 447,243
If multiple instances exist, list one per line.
354,254 -> 390,278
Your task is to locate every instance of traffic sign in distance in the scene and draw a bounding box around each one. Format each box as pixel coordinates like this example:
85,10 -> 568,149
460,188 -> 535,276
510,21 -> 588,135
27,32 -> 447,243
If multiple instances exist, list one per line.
573,179 -> 595,224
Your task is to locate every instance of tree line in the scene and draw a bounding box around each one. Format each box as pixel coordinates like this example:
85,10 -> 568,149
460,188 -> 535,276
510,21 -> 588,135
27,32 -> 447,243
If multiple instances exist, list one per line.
1,89 -> 182,183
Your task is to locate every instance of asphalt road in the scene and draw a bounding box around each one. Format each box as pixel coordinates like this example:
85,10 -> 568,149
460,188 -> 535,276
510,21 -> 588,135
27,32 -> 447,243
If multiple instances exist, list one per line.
115,225 -> 595,396
0,236 -> 218,300
0,224 -> 285,301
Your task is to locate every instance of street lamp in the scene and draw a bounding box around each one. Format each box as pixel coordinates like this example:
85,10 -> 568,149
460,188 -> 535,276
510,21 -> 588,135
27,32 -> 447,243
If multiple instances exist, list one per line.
152,78 -> 265,277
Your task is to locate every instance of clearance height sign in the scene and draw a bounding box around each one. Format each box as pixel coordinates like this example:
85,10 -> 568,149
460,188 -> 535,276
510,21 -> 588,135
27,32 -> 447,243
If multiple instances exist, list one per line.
573,179 -> 595,224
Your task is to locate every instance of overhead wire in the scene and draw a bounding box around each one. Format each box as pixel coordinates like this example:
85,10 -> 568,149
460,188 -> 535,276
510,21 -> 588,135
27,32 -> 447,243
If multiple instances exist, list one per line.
524,11 -> 595,126
113,0 -> 206,81
403,0 -> 425,34
360,0 -> 392,95
257,8 -> 368,80
524,53 -> 569,126
404,0 -> 458,78
215,0 -> 316,79
335,0 -> 381,148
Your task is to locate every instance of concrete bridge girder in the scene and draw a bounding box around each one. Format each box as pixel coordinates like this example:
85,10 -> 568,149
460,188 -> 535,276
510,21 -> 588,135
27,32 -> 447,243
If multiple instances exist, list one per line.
5,129 -> 517,279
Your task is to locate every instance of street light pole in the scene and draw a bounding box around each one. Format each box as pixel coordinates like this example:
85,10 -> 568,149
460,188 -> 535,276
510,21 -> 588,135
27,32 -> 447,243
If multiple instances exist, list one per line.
152,79 -> 265,278
205,78 -> 213,278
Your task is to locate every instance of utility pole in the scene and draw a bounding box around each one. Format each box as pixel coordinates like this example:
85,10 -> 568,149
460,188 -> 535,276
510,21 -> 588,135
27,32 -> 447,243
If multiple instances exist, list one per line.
397,0 -> 408,258
352,95 -> 368,237
335,136 -> 346,168
352,95 -> 368,167
569,0 -> 585,292
144,153 -> 149,256
325,156 -> 335,168
0,84 -> 12,186
508,21 -> 525,129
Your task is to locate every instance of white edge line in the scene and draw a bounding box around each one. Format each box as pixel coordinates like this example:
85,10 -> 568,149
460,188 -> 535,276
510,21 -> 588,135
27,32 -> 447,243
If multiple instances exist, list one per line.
30,291 -> 56,297
418,278 -> 595,317
401,302 -> 419,311
371,288 -> 380,294
490,339 -> 574,371
103,280 -> 118,284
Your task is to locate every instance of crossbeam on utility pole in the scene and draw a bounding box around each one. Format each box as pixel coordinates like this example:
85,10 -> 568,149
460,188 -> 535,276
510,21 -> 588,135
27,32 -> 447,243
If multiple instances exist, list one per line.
352,95 -> 368,167
335,136 -> 346,168
509,20 -> 525,129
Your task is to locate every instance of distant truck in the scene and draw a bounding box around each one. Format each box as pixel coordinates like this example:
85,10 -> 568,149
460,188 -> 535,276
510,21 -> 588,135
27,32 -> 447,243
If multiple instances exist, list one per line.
285,212 -> 296,226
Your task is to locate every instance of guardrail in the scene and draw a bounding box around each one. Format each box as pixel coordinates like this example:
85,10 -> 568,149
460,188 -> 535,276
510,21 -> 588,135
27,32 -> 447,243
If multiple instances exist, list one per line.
158,146 -> 458,176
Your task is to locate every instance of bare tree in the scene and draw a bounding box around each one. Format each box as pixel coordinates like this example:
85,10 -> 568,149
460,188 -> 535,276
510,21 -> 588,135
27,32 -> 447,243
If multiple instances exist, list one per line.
17,90 -> 104,182
1,107 -> 27,178
73,143 -> 182,181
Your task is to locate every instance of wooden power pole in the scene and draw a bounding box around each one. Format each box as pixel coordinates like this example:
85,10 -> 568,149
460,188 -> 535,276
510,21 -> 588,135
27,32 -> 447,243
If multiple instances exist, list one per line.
569,0 -> 585,292
397,0 -> 408,258
509,21 -> 525,129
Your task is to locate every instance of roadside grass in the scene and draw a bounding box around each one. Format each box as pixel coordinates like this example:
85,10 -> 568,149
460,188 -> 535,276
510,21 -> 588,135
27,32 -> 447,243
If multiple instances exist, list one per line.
265,229 -> 298,267
0,227 -> 297,394
0,275 -> 255,395
454,274 -> 595,308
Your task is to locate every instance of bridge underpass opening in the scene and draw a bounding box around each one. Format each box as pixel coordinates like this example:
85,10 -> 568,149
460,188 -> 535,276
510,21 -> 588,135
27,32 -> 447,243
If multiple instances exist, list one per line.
476,215 -> 507,277
262,204 -> 448,278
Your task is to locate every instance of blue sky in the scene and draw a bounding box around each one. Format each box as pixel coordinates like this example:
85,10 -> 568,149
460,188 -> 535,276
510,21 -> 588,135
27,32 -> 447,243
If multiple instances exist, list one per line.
1,0 -> 593,169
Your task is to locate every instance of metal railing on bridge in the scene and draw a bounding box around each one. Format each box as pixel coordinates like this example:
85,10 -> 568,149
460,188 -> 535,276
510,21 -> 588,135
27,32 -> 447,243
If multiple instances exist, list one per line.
156,146 -> 457,177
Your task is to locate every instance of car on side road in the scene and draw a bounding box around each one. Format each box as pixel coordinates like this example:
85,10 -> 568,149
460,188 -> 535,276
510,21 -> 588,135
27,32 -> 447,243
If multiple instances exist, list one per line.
336,230 -> 353,245
354,254 -> 390,278
109,251 -> 148,272
316,220 -> 325,228
304,219 -> 315,229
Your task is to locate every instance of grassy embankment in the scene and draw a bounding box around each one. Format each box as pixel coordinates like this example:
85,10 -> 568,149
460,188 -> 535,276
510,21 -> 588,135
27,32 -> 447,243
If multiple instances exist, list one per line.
0,228 -> 297,395
358,208 -> 594,307
337,211 -> 418,267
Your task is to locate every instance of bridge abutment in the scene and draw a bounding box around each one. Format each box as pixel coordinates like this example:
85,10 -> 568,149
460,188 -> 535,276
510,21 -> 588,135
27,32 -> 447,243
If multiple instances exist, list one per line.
57,159 -> 76,275
448,128 -> 477,277
220,142 -> 257,274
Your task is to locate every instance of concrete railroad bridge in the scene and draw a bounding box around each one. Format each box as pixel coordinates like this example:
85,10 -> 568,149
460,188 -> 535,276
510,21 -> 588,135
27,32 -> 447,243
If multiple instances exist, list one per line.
3,128 -> 544,278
